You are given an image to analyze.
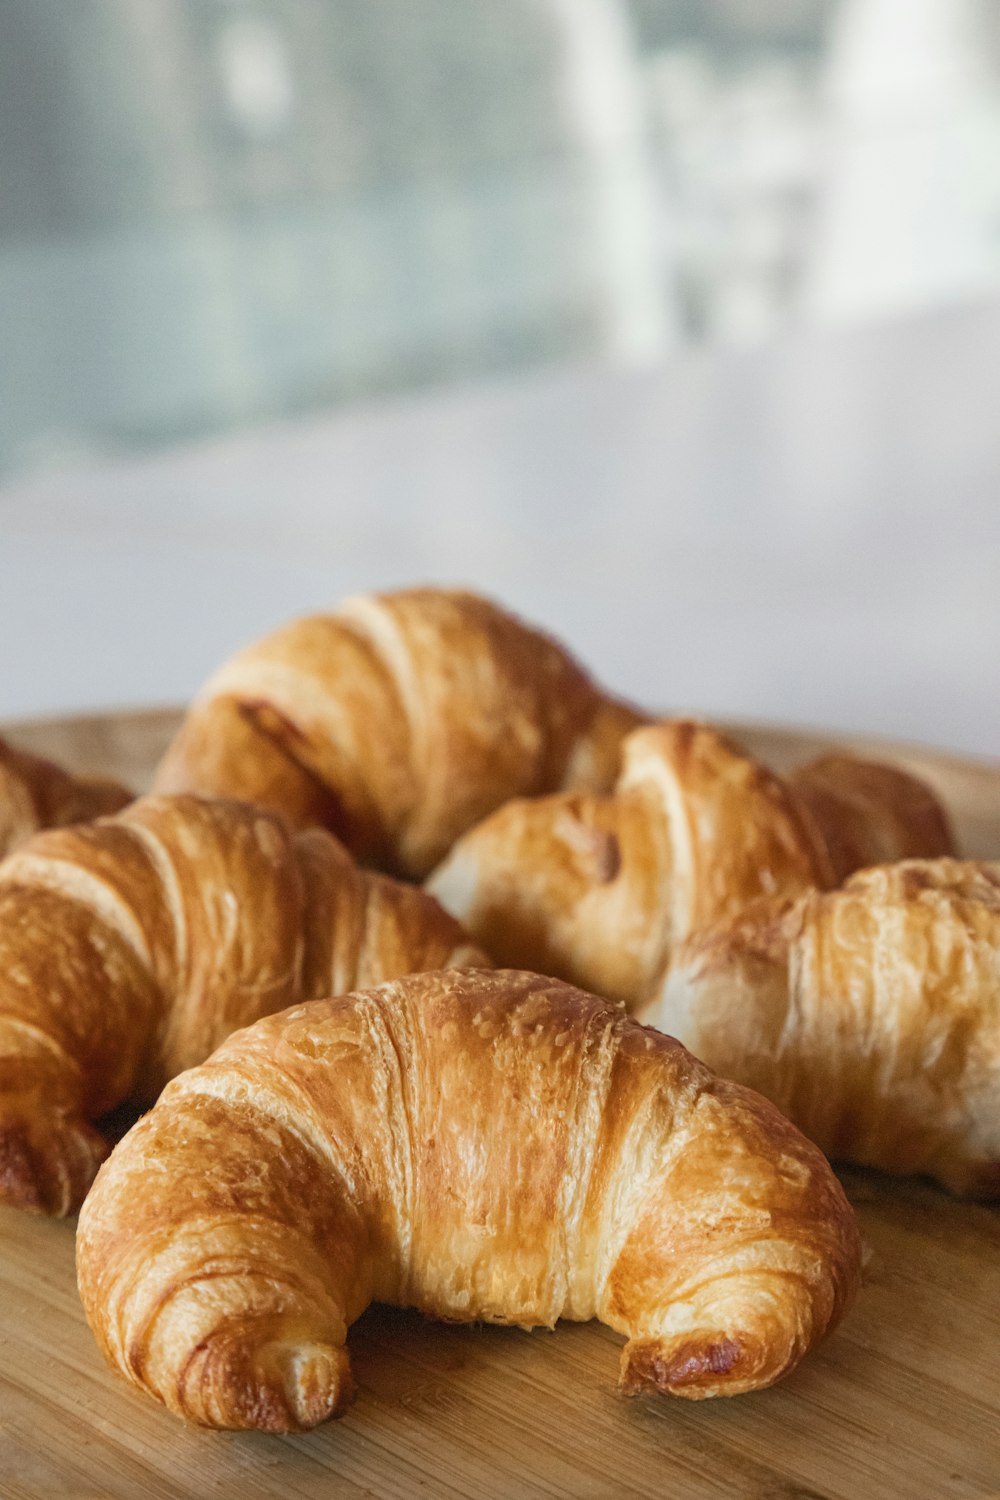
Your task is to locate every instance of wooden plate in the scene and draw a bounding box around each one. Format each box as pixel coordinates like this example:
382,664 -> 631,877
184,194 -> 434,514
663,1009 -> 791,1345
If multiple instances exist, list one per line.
1,709 -> 999,1500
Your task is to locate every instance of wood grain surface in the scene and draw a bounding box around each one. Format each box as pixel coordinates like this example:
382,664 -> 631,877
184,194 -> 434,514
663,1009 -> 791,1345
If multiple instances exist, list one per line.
1,709 -> 999,1500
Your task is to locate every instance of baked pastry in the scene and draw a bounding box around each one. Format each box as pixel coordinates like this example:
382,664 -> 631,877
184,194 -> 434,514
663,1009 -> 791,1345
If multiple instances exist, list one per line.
428,720 -> 953,1009
642,859 -> 1000,1194
788,753 -> 955,882
0,794 -> 484,1216
0,735 -> 131,858
76,968 -> 861,1431
153,588 -> 645,877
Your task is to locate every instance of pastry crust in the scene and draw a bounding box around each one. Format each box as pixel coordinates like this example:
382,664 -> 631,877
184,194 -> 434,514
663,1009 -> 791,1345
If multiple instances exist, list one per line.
789,754 -> 955,882
428,721 -> 954,1010
0,795 -> 484,1216
76,968 -> 861,1432
0,735 -> 131,859
645,859 -> 1000,1194
153,589 -> 645,877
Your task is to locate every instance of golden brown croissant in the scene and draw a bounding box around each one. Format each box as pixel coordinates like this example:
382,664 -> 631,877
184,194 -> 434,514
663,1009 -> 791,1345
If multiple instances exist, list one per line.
642,859 -> 1000,1195
0,734 -> 131,858
0,794 -> 485,1217
788,753 -> 955,882
427,721 -> 955,1010
76,968 -> 861,1431
153,588 -> 645,877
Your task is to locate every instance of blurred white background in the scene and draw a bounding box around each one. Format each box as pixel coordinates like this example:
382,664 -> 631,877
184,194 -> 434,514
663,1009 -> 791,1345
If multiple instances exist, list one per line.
0,1 -> 997,755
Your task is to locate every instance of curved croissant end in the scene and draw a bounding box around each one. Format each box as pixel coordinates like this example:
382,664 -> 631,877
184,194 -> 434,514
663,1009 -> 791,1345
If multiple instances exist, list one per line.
645,859 -> 1000,1194
427,721 -> 835,1008
0,735 -> 131,860
0,795 -> 486,1216
77,970 -> 861,1431
0,1065 -> 108,1216
152,588 -> 646,877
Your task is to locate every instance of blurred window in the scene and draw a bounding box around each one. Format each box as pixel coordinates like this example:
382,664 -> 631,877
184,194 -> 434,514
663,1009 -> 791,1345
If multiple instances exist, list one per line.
1,0 -> 998,477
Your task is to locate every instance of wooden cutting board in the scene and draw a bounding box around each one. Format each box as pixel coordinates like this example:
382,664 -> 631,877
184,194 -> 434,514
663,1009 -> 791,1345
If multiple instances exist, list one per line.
1,709 -> 999,1500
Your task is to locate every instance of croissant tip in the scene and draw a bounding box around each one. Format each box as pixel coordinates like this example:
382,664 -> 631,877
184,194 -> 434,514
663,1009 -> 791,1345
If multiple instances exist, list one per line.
175,1330 -> 354,1432
268,1339 -> 355,1431
0,1135 -> 50,1214
620,1335 -> 757,1400
0,1114 -> 86,1217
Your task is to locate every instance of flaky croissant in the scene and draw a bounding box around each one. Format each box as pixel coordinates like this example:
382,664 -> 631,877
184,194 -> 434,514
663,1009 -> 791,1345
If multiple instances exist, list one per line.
642,859 -> 1000,1195
0,734 -> 131,858
0,794 -> 484,1216
428,721 -> 954,1009
76,968 -> 861,1431
787,753 -> 955,883
153,587 -> 645,877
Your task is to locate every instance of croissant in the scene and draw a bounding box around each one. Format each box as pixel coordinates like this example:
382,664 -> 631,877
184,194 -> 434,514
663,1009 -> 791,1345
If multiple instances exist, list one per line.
428,720 -> 953,1010
0,794 -> 485,1217
788,753 -> 955,882
153,587 -> 645,877
642,859 -> 1000,1195
0,734 -> 131,858
76,968 -> 861,1431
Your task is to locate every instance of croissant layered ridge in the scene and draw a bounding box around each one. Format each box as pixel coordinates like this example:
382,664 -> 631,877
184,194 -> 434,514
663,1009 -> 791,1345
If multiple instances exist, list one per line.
0,735 -> 131,858
427,721 -> 955,1010
77,969 -> 862,1432
645,860 -> 1000,1194
153,587 -> 646,877
0,794 -> 485,1216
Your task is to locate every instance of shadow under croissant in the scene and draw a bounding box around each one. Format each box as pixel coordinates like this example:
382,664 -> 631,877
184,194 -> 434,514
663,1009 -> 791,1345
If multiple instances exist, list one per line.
257,1309 -> 884,1500
305,1167 -> 997,1425
294,1304 -> 839,1427
96,1100 -> 146,1147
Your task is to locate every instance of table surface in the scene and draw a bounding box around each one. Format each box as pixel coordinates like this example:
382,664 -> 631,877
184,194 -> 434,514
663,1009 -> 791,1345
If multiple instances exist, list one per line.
1,708 -> 999,1500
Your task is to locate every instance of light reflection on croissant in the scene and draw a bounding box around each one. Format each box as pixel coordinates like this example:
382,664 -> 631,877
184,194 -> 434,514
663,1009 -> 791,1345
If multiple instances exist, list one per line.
643,859 -> 1000,1195
428,721 -> 955,1009
76,968 -> 861,1432
153,587 -> 645,877
0,794 -> 484,1216
0,734 -> 131,858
